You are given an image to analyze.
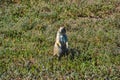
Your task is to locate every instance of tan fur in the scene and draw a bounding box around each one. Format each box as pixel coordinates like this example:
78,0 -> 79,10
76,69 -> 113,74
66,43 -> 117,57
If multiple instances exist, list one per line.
53,27 -> 68,59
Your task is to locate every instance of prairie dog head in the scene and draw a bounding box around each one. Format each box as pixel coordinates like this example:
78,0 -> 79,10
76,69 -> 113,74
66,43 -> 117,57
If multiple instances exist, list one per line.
58,27 -> 66,34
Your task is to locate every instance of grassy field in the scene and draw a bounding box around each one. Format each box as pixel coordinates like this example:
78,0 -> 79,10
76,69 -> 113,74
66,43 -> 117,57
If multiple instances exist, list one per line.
0,0 -> 120,79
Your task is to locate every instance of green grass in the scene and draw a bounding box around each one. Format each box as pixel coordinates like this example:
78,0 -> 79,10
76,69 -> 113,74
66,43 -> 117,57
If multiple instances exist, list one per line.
0,0 -> 120,79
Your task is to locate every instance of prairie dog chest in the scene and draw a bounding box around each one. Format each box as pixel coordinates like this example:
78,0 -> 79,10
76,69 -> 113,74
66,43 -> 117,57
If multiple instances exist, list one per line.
60,35 -> 67,44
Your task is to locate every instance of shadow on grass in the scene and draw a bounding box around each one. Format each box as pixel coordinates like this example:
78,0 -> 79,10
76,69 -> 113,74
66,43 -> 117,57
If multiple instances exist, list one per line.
68,48 -> 81,60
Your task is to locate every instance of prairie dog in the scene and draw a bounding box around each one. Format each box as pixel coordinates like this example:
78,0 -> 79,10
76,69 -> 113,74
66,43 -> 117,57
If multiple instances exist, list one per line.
54,27 -> 68,60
